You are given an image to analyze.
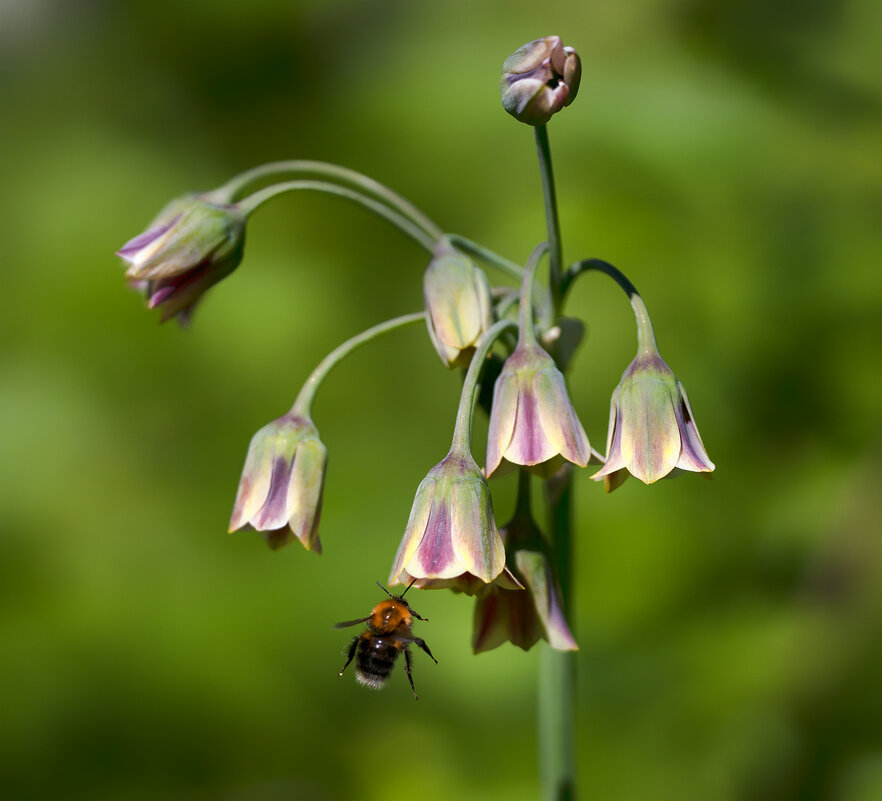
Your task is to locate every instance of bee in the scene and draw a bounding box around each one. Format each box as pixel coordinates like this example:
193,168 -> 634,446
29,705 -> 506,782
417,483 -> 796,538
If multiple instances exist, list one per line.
336,580 -> 438,700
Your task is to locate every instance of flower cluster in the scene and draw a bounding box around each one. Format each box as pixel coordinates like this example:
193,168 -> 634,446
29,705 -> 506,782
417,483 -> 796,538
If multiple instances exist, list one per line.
117,36 -> 715,657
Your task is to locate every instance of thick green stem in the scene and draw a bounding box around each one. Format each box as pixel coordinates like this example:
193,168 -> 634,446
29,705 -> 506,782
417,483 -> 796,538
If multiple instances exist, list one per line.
535,121 -> 576,801
535,125 -> 564,313
219,160 -> 443,240
238,180 -> 438,253
292,312 -> 426,416
450,319 -> 518,453
540,465 -> 577,801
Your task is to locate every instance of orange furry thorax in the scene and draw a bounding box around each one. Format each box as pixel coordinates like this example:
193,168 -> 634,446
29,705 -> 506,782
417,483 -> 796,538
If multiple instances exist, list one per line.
369,599 -> 412,634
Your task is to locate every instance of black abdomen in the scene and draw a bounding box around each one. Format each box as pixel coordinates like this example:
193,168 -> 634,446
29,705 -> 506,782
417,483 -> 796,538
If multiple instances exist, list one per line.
355,637 -> 400,690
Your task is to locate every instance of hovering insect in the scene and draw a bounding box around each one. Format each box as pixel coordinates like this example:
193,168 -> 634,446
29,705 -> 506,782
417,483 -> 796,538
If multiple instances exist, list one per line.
336,580 -> 438,700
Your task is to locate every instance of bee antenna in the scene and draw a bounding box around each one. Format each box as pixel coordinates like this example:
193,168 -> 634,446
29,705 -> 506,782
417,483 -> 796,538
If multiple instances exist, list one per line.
399,578 -> 418,599
376,581 -> 393,598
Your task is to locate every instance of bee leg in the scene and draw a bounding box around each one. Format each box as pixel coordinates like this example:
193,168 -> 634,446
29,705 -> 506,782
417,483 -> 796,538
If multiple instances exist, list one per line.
338,636 -> 359,677
410,609 -> 429,622
404,648 -> 419,701
412,637 -> 438,664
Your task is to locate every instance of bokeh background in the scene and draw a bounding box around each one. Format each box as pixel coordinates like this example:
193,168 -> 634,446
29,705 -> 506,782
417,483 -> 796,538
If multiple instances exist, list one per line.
2,0 -> 881,799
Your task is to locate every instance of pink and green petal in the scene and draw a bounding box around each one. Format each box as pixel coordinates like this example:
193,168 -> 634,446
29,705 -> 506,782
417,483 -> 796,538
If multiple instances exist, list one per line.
389,476 -> 436,583
618,379 -> 680,483
485,372 -> 519,475
450,477 -> 503,582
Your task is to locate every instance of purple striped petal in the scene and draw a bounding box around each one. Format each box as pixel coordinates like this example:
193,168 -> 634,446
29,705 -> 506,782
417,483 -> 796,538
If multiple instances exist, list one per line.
674,382 -> 715,473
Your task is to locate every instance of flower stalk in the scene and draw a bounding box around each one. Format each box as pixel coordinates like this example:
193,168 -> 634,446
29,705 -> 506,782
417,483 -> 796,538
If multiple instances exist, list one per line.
237,179 -> 439,253
218,159 -> 444,241
535,125 -> 564,313
293,312 -> 427,416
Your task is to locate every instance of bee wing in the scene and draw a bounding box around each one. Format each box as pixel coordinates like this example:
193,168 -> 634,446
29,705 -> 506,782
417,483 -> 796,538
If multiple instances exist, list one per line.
333,617 -> 371,629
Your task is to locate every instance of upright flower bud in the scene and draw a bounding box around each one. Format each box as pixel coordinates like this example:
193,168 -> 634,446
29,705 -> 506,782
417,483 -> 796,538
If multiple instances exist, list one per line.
500,36 -> 582,126
117,196 -> 246,323
389,447 -> 506,588
423,238 -> 494,368
228,412 -> 327,552
485,342 -> 592,477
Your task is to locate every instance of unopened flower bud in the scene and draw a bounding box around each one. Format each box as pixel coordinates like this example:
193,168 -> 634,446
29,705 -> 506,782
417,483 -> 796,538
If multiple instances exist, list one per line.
229,412 -> 327,552
423,238 -> 494,368
500,36 -> 581,126
117,196 -> 246,323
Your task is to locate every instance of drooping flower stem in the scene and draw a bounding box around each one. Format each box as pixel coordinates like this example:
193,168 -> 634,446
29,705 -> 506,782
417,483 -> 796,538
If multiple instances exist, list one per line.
218,160 -> 444,241
540,465 -> 577,801
562,258 -> 658,355
445,234 -> 525,282
517,242 -> 550,348
293,312 -> 427,417
535,125 -> 564,313
238,180 -> 438,252
450,319 -> 518,454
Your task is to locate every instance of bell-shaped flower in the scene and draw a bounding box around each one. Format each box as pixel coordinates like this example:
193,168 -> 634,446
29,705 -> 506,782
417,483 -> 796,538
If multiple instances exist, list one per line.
228,412 -> 327,552
592,350 -> 714,487
117,196 -> 246,323
423,238 -> 494,368
389,447 -> 506,587
472,505 -> 578,653
500,35 -> 582,126
485,342 -> 591,476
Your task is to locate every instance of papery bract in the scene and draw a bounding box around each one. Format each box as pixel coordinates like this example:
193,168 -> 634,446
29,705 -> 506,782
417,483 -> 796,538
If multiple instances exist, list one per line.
229,412 -> 327,552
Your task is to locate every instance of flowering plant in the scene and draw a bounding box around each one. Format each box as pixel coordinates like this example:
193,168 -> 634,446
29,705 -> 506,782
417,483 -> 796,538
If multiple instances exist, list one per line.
117,34 -> 714,799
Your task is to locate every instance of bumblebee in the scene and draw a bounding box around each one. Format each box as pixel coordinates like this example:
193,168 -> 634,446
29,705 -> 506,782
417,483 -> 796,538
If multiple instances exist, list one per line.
336,580 -> 437,700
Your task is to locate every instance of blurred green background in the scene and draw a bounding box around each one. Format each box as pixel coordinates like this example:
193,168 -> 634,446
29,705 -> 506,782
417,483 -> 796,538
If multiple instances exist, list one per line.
2,0 -> 881,799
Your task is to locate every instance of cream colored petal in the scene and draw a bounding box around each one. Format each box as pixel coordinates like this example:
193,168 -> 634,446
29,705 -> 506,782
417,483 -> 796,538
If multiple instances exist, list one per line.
619,379 -> 680,483
533,367 -> 590,467
228,434 -> 275,532
515,550 -> 578,651
474,266 -> 494,335
674,381 -> 715,473
505,372 -> 561,466
591,399 -> 625,480
485,372 -> 519,476
450,478 -> 504,582
287,439 -> 327,552
424,259 -> 477,349
389,477 -> 436,583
